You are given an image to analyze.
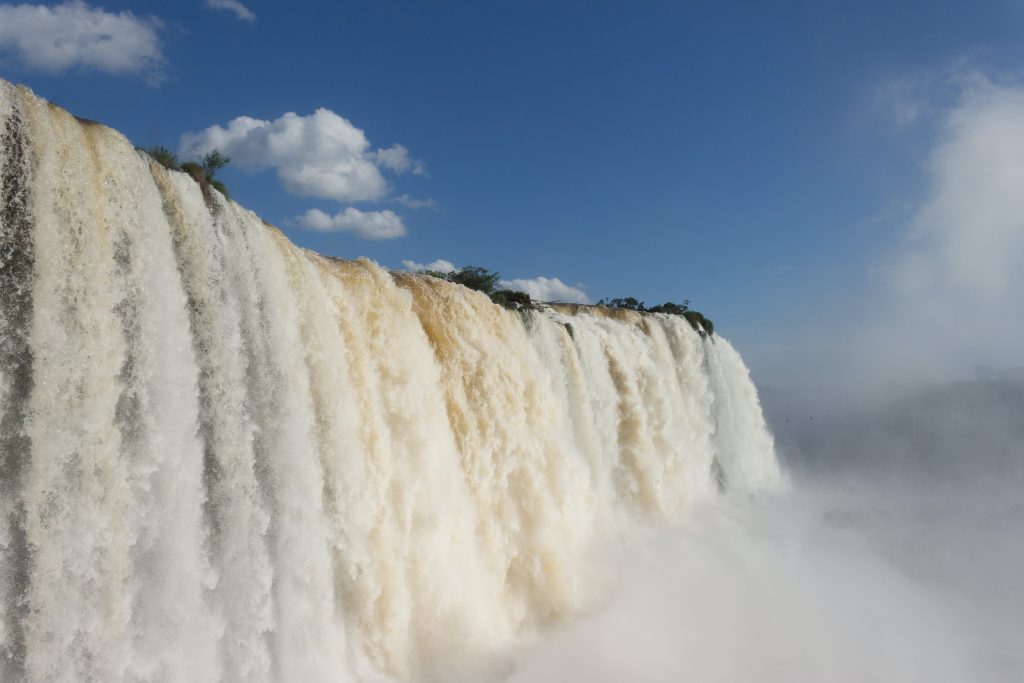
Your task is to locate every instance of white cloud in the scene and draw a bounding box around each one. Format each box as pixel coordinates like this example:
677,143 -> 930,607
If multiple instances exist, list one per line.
294,207 -> 406,240
896,76 -> 1024,305
499,276 -> 589,304
872,75 -> 1024,373
402,258 -> 456,273
179,109 -> 420,202
0,1 -> 164,84
392,194 -> 436,210
372,144 -> 426,175
399,263 -> 588,302
758,73 -> 1024,393
205,0 -> 255,22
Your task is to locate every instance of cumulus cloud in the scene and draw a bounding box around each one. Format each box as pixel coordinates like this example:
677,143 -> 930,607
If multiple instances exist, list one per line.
372,144 -> 426,175
204,0 -> 255,22
0,1 -> 164,84
294,207 -> 406,240
499,276 -> 589,304
401,258 -> 456,273
179,109 -> 421,202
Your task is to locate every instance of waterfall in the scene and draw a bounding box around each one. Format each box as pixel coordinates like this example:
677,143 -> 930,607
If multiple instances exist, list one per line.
0,80 -> 780,682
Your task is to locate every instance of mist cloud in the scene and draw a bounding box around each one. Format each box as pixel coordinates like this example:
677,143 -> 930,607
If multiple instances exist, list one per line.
751,73 -> 1024,396
870,74 -> 1024,380
504,492 -> 1007,683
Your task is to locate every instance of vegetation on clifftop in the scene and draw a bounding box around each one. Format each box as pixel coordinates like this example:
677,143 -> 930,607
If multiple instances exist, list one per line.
146,146 -> 232,200
596,296 -> 647,311
599,296 -> 714,336
424,266 -> 539,311
424,266 -> 714,334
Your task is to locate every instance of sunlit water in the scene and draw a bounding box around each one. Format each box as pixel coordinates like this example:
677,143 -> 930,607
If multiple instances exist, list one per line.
0,80 -> 780,682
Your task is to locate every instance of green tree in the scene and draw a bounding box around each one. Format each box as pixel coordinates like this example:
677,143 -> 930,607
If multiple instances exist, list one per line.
423,266 -> 537,310
147,146 -> 179,171
598,295 -> 713,335
175,149 -> 232,198
683,310 -> 714,336
648,300 -> 690,315
202,150 -> 231,176
597,296 -> 646,311
445,266 -> 501,296
490,288 -> 534,309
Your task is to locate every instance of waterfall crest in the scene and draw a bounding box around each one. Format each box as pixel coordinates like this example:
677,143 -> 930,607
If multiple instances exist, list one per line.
0,80 -> 779,682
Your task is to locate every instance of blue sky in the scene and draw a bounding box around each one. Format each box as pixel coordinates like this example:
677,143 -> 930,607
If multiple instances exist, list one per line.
2,0 -> 1024,380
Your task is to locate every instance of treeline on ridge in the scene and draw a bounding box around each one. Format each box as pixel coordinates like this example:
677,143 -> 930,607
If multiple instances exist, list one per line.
423,266 -> 537,311
423,267 -> 714,336
596,296 -> 714,336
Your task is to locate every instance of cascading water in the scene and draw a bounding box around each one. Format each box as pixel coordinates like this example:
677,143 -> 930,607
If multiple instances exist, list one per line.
0,80 -> 780,682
